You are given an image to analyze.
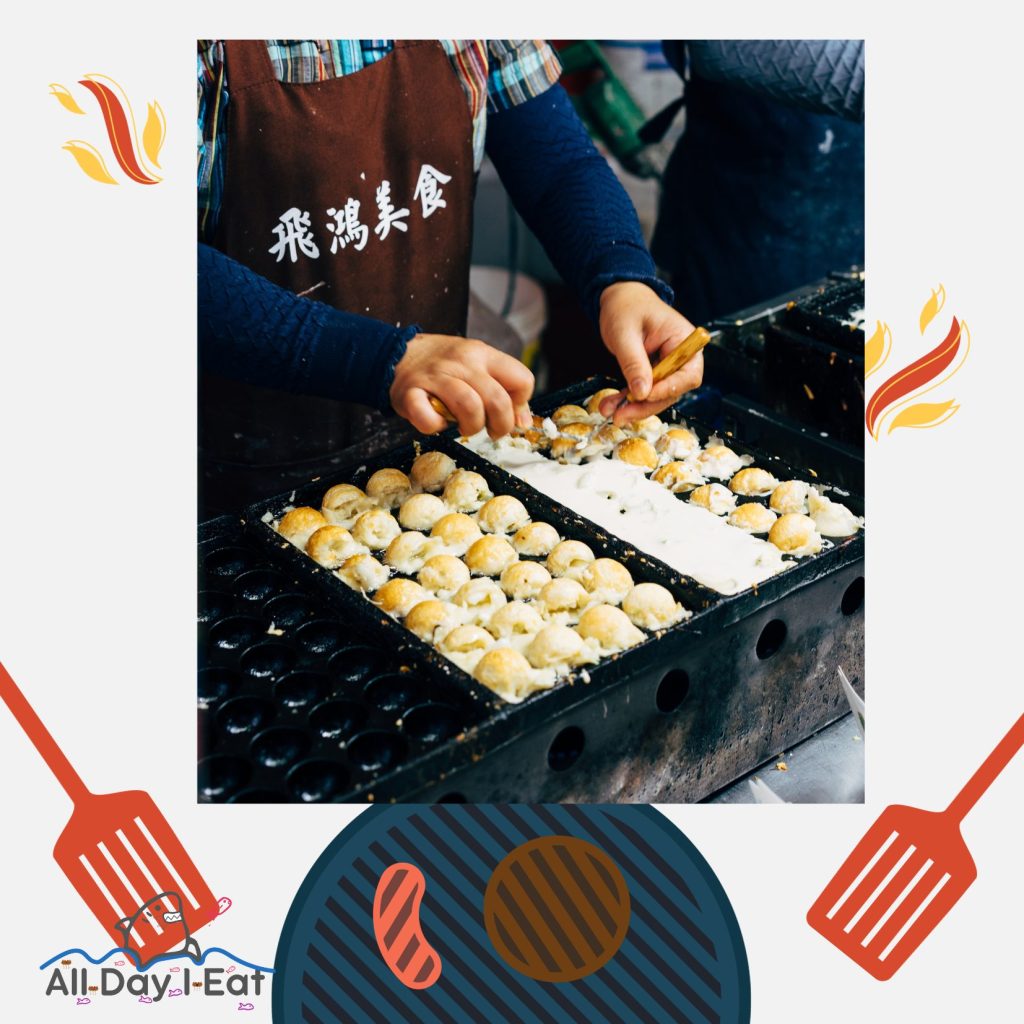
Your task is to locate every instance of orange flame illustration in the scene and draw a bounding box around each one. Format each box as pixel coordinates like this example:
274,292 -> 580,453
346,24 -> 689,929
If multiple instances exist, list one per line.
51,74 -> 162,186
865,286 -> 970,439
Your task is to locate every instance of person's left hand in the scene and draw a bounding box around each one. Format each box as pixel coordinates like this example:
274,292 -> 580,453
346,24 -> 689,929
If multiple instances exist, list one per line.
597,281 -> 703,424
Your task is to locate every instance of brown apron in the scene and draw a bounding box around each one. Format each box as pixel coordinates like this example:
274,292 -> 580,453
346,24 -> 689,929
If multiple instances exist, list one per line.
202,40 -> 474,507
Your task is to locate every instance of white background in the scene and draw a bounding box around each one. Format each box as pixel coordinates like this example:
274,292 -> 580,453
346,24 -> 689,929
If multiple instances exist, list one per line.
2,2 -> 1022,1020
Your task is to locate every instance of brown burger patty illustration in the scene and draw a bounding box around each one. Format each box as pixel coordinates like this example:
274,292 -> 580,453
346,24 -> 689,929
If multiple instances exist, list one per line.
483,835 -> 631,982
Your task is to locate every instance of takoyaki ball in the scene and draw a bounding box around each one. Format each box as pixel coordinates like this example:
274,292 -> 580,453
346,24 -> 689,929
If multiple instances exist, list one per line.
727,503 -> 778,534
278,507 -> 327,549
576,604 -> 645,653
499,560 -> 552,601
465,535 -> 518,577
689,483 -> 737,516
365,468 -> 411,509
512,521 -> 560,557
409,451 -> 457,493
351,508 -> 402,550
430,512 -> 482,555
768,513 -> 823,557
477,494 -> 530,535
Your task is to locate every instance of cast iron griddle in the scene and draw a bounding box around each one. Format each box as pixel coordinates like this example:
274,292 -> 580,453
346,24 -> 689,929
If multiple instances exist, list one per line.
199,379 -> 863,802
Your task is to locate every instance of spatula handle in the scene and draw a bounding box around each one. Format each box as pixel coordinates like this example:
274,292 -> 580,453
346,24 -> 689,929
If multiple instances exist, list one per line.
945,712 -> 1024,823
0,660 -> 90,804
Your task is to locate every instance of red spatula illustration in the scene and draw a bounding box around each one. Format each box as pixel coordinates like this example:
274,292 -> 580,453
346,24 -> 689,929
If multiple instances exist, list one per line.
808,711 -> 1024,980
0,660 -> 219,960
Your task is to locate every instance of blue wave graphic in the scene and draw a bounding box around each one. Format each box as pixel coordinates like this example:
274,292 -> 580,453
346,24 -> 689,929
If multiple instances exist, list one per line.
39,947 -> 274,974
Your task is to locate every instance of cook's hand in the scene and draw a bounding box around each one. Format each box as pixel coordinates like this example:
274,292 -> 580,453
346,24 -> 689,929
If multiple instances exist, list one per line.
597,281 -> 703,425
390,333 -> 535,439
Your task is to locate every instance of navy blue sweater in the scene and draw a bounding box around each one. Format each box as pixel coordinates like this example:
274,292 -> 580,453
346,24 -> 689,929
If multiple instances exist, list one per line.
199,84 -> 669,411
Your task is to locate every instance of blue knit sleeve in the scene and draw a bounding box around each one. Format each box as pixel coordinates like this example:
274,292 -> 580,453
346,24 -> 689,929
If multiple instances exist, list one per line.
484,83 -> 673,322
198,243 -> 416,410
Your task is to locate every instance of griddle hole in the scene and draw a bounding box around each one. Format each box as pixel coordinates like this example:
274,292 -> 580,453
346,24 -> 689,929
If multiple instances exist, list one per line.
198,667 -> 238,707
365,673 -> 425,714
330,645 -> 388,686
295,620 -> 349,656
403,703 -> 461,744
250,727 -> 310,769
204,546 -> 260,578
197,755 -> 250,801
233,569 -> 286,603
548,726 -> 585,772
274,672 -> 327,710
756,619 -> 787,660
347,731 -> 406,772
198,591 -> 232,625
263,593 -> 316,630
208,616 -> 264,651
288,760 -> 350,803
310,700 -> 367,741
240,642 -> 296,679
656,669 -> 691,713
841,577 -> 865,616
228,788 -> 291,804
436,792 -> 467,803
217,696 -> 275,736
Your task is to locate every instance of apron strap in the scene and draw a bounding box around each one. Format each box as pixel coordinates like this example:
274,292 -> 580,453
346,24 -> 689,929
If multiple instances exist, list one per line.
224,40 -> 280,91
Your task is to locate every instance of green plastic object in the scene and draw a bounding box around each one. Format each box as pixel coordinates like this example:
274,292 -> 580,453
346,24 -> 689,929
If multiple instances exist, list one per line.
558,40 -> 657,178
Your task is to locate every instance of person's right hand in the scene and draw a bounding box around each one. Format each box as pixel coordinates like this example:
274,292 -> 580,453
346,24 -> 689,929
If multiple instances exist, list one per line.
390,334 -> 535,439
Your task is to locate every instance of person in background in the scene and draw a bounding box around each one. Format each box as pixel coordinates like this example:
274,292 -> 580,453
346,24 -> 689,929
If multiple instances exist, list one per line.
652,39 -> 865,325
198,40 -> 701,506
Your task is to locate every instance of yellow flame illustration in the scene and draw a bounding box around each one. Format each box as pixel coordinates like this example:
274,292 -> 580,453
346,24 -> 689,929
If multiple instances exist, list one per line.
887,399 -> 960,433
919,284 -> 946,335
142,101 -> 166,169
62,140 -> 118,184
48,83 -> 86,115
876,319 -> 971,436
864,320 -> 892,379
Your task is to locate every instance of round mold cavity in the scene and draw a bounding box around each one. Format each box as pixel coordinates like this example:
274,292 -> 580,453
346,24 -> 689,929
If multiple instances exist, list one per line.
841,576 -> 865,616
197,755 -> 251,801
250,727 -> 310,770
330,645 -> 389,686
217,695 -> 275,736
656,669 -> 691,714
547,725 -> 585,772
228,788 -> 291,804
364,673 -> 425,715
402,702 -> 462,744
208,616 -> 264,651
346,731 -> 406,772
756,619 -> 787,660
240,643 -> 296,680
204,546 -> 262,578
295,620 -> 349,656
274,672 -> 327,710
233,569 -> 286,603
198,667 -> 239,707
263,593 -> 317,630
309,700 -> 366,741
198,591 -> 233,625
288,760 -> 350,803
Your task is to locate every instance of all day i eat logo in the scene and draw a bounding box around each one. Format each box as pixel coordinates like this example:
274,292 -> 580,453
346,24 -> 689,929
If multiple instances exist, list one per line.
0,661 -> 273,1010
38,893 -> 272,1008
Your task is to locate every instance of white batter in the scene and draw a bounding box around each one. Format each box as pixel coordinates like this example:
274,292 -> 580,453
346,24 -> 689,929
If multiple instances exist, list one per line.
465,435 -> 791,595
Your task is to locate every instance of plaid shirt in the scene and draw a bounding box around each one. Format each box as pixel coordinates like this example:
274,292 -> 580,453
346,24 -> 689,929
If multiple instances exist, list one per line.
197,39 -> 562,240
